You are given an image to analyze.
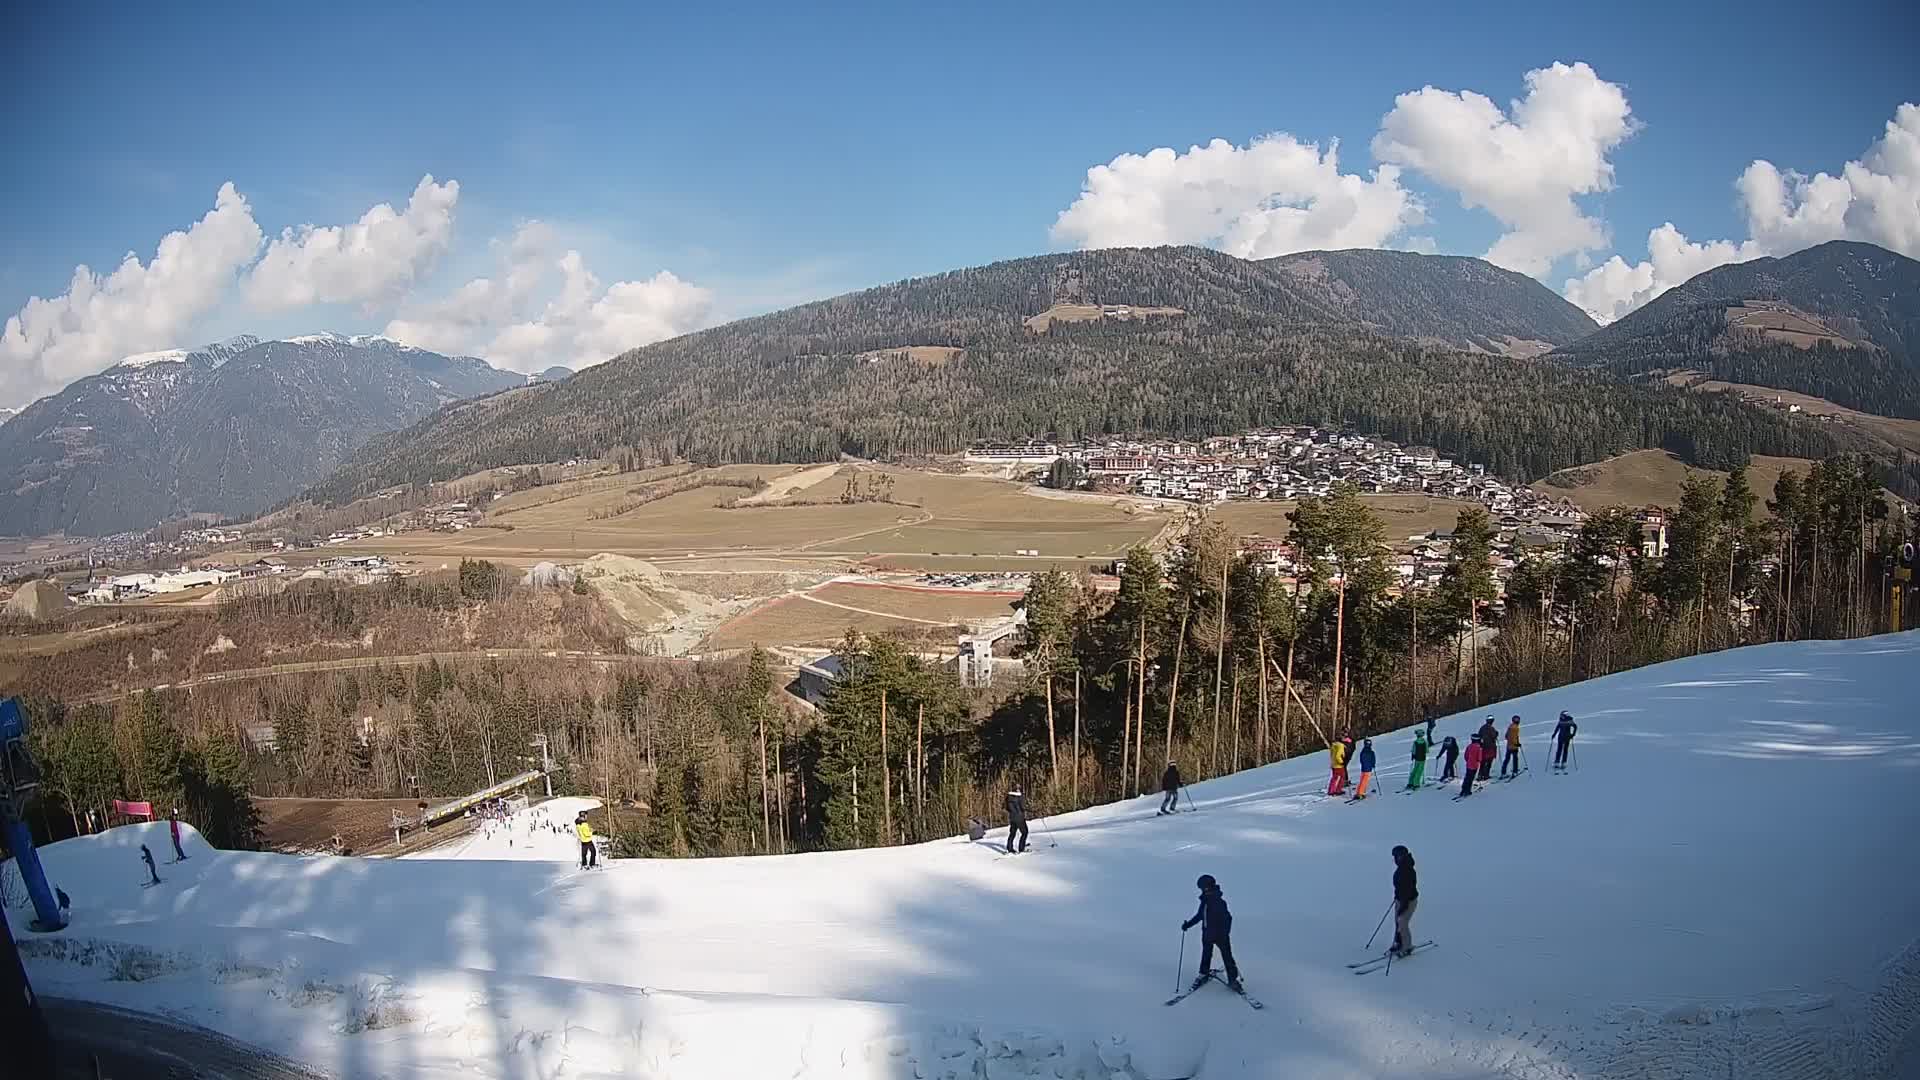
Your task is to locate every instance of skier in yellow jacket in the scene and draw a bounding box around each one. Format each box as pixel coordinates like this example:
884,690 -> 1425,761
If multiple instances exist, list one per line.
1500,716 -> 1524,779
575,813 -> 597,869
1327,738 -> 1349,796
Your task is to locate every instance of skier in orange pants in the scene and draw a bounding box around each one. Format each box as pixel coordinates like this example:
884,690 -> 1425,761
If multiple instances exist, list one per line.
1354,739 -> 1377,798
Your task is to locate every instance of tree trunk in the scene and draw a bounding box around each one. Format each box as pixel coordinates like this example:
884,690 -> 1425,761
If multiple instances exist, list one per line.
1256,633 -> 1268,765
775,739 -> 787,854
1280,635 -> 1296,762
1211,558 -> 1228,777
1134,615 -> 1147,798
1072,669 -> 1082,806
1164,601 -> 1190,771
1044,673 -> 1057,785
916,703 -> 925,814
1119,672 -> 1131,800
880,689 -> 891,845
1330,575 -> 1346,734
1229,662 -> 1241,773
758,701 -> 770,854
1470,599 -> 1480,706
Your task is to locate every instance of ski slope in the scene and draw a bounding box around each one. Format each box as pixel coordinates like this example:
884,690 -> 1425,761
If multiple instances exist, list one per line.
12,633 -> 1920,1079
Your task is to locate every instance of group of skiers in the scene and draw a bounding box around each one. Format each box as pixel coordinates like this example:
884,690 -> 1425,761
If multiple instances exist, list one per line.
1328,709 -> 1579,799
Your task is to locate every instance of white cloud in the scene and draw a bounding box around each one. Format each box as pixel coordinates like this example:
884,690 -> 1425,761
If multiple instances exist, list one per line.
1564,103 -> 1920,322
1372,61 -> 1636,276
0,182 -> 263,407
383,222 -> 714,372
243,175 -> 459,311
1050,135 -> 1423,258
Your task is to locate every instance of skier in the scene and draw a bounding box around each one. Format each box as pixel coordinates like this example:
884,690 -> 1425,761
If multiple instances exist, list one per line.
168,808 -> 188,861
575,813 -> 597,869
1460,738 -> 1481,797
140,844 -> 161,886
1421,704 -> 1437,744
1159,761 -> 1183,815
1341,735 -> 1356,788
1406,728 -> 1429,790
1353,738 -> 1377,799
1475,718 -> 1499,781
1180,873 -> 1242,992
1551,711 -> 1578,769
1327,738 -> 1348,796
1390,845 -> 1418,957
1437,735 -> 1460,783
1500,716 -> 1523,779
1005,787 -> 1029,854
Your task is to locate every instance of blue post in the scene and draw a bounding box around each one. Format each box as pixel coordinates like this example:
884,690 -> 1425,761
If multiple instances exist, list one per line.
0,699 -> 64,931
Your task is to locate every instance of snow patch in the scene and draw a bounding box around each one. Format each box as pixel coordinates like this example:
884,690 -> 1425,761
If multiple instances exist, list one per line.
112,348 -> 190,369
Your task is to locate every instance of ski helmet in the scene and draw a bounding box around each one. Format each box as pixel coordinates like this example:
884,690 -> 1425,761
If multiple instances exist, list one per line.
1391,844 -> 1409,860
1196,873 -> 1216,890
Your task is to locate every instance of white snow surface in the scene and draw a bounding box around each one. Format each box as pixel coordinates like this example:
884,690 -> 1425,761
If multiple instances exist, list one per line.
13,633 -> 1920,1079
111,347 -> 190,369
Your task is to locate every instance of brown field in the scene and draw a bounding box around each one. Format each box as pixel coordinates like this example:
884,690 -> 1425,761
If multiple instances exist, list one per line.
1211,495 -> 1482,545
1724,303 -> 1858,350
701,594 -> 960,652
331,465 -> 1165,567
1533,450 -> 1816,514
859,554 -> 1113,573
807,582 -> 1021,623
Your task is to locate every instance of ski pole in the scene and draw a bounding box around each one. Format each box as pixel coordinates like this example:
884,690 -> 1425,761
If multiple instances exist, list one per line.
1181,787 -> 1199,813
1364,899 -> 1393,950
1174,927 -> 1189,995
1034,811 -> 1058,848
1572,743 -> 1579,772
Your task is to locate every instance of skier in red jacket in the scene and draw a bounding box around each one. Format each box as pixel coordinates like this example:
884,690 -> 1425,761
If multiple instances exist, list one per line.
1460,739 -> 1483,797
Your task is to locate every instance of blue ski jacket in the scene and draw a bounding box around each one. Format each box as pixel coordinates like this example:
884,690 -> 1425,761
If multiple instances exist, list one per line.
1358,744 -> 1376,772
1183,884 -> 1232,938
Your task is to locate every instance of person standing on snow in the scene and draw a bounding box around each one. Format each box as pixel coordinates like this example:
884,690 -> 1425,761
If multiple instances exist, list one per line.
1552,712 -> 1578,769
1327,738 -> 1349,796
1421,705 -> 1437,744
575,813 -> 597,869
167,808 -> 189,861
1160,761 -> 1183,815
1353,738 -> 1377,799
1407,728 -> 1430,789
1341,735 -> 1356,788
1460,739 -> 1482,797
1475,718 -> 1499,781
1390,845 -> 1418,957
1181,874 -> 1242,992
1500,716 -> 1524,778
1437,735 -> 1460,783
1005,788 -> 1030,854
140,844 -> 161,886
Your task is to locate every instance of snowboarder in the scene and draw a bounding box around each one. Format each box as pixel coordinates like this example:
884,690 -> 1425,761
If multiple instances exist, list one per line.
1390,845 -> 1418,957
1327,738 -> 1348,796
140,844 -> 160,886
575,813 -> 597,869
1437,735 -> 1460,782
1005,788 -> 1029,854
1353,739 -> 1377,799
1406,729 -> 1429,789
1500,716 -> 1524,778
1552,711 -> 1578,769
1475,718 -> 1499,781
1181,873 -> 1241,992
1460,739 -> 1481,797
168,808 -> 188,861
1159,761 -> 1182,814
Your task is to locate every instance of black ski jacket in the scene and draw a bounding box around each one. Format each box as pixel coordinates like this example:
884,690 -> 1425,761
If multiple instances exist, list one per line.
1477,722 -> 1498,752
1393,860 -> 1418,904
1439,737 -> 1459,764
1183,884 -> 1232,938
1005,792 -> 1026,824
1161,764 -> 1181,793
1553,718 -> 1578,744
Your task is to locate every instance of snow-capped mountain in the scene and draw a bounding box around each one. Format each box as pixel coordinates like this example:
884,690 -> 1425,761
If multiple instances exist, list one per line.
0,334 -> 523,536
0,407 -> 16,427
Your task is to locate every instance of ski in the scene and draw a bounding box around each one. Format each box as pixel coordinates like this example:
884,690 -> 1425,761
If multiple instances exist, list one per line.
1163,982 -> 1208,1006
1352,941 -> 1435,974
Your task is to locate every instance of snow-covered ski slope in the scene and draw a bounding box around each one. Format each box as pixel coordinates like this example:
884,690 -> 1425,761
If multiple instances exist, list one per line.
14,633 -> 1920,1080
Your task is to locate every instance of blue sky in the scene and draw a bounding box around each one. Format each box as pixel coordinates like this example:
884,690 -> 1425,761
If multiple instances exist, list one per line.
2,1 -> 1916,407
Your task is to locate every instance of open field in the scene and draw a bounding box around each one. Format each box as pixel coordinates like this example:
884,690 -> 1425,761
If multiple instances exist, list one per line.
807,582 -> 1021,623
1211,494 -> 1482,544
1667,372 -> 1920,456
1533,449 -> 1816,513
700,594 -> 961,653
332,465 -> 1167,567
858,554 -> 1113,573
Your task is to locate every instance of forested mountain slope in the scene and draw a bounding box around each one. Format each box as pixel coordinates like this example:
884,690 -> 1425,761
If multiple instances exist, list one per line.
1557,241 -> 1920,417
309,247 -> 1842,505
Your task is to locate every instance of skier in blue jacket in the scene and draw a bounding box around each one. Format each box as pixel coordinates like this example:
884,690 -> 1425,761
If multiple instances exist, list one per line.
1181,874 -> 1242,992
1353,738 -> 1378,799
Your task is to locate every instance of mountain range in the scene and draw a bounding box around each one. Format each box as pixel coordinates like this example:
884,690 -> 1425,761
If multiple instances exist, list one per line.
0,334 -> 524,536
1556,240 -> 1920,417
307,245 -> 1854,507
